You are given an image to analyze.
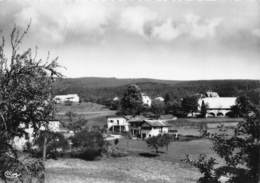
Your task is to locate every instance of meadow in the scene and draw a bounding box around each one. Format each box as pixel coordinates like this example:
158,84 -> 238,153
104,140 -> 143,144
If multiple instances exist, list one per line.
46,102 -> 239,183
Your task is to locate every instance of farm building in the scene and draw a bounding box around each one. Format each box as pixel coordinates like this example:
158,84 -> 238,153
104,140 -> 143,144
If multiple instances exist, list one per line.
198,97 -> 237,117
129,119 -> 170,139
54,94 -> 80,104
107,116 -> 130,133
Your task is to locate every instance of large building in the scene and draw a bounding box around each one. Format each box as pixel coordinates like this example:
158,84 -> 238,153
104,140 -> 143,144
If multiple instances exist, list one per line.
198,92 -> 237,117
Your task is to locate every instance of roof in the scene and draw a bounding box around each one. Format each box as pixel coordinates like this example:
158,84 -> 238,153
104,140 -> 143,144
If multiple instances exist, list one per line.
106,115 -> 128,119
128,115 -> 147,122
54,94 -> 79,99
143,119 -> 171,127
199,97 -> 236,109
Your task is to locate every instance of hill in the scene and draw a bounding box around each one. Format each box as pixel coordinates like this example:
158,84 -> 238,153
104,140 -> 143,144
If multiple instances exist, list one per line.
53,77 -> 260,105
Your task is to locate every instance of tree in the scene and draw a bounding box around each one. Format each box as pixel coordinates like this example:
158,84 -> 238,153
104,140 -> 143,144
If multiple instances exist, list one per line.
120,84 -> 143,115
146,134 -> 171,153
181,96 -> 199,116
151,100 -> 165,118
230,96 -> 255,118
71,129 -> 105,160
67,118 -> 88,133
200,100 -> 208,118
186,99 -> 260,183
0,25 -> 60,153
0,25 -> 60,181
34,131 -> 68,159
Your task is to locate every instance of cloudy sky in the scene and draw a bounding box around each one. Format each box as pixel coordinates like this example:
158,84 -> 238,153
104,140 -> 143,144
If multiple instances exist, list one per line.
0,0 -> 260,80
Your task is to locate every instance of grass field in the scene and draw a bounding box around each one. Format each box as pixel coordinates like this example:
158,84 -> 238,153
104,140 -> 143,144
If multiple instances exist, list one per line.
45,156 -> 200,183
117,138 -> 220,163
55,102 -> 116,127
45,138 -> 220,183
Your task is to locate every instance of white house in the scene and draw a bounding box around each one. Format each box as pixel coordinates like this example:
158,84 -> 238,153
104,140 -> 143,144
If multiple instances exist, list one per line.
107,116 -> 129,133
198,97 -> 237,117
141,93 -> 152,107
12,120 -> 62,151
129,119 -> 170,139
54,94 -> 80,104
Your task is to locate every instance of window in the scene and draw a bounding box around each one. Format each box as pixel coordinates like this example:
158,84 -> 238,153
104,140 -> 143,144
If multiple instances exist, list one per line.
110,120 -> 114,123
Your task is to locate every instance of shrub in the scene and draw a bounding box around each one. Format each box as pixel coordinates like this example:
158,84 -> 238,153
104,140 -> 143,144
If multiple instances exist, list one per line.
71,129 -> 105,160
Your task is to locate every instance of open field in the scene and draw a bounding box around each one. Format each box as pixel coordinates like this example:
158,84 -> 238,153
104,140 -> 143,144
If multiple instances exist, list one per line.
55,102 -> 116,127
45,156 -> 200,183
117,138 -> 220,163
45,138 -> 220,183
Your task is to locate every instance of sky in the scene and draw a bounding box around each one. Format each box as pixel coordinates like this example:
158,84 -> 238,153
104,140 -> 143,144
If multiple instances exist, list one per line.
0,0 -> 260,80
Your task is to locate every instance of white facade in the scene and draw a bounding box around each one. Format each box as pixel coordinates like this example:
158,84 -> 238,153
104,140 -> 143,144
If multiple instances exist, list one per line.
54,94 -> 80,104
129,119 -> 170,139
198,97 -> 237,117
141,93 -> 152,107
141,126 -> 169,139
12,121 -> 62,151
107,116 -> 129,132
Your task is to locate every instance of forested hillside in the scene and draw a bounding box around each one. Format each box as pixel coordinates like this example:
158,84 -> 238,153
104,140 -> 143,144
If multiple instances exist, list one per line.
53,78 -> 260,105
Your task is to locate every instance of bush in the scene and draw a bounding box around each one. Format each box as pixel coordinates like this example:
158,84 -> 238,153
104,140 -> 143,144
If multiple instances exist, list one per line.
71,129 -> 105,160
76,148 -> 102,161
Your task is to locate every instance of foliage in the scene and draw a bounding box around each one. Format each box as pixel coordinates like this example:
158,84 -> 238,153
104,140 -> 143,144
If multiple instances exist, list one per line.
66,118 -> 87,133
200,101 -> 208,118
71,129 -> 105,160
34,131 -> 68,159
120,84 -> 143,115
0,153 -> 45,183
110,99 -> 121,110
65,111 -> 77,123
186,97 -> 260,183
0,25 -> 60,155
151,100 -> 165,118
146,134 -> 172,153
185,154 -> 219,183
181,96 -> 199,116
230,96 -> 256,118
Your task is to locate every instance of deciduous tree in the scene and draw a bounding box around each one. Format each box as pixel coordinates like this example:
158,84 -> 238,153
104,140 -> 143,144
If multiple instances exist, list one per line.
120,84 -> 143,115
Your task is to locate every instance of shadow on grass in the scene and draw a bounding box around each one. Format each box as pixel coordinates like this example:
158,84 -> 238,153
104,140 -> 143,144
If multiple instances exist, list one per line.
139,152 -> 159,158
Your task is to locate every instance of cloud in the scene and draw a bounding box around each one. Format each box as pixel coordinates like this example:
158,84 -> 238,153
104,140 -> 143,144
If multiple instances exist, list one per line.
185,14 -> 222,39
119,7 -> 222,41
252,29 -> 260,38
12,0 -> 112,44
151,18 -> 181,41
119,6 -> 158,37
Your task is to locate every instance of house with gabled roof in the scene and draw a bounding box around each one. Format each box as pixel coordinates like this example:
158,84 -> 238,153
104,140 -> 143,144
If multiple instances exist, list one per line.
128,118 -> 171,139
